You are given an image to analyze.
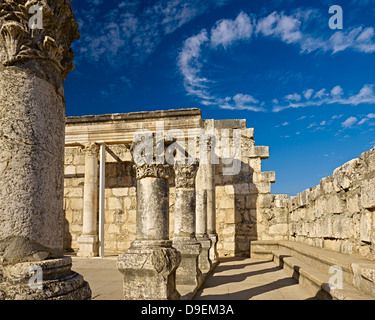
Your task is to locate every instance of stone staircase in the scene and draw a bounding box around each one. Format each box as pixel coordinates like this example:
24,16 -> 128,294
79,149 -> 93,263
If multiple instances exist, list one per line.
250,240 -> 375,300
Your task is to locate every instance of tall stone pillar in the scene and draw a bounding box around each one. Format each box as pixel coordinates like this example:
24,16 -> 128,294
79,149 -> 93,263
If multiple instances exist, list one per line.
117,138 -> 181,300
195,171 -> 212,274
0,1 -> 90,299
77,143 -> 99,257
173,162 -> 202,287
206,137 -> 219,264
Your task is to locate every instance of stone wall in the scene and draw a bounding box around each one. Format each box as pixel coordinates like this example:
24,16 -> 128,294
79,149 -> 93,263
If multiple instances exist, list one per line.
213,120 -> 275,257
63,110 -> 275,258
260,147 -> 375,259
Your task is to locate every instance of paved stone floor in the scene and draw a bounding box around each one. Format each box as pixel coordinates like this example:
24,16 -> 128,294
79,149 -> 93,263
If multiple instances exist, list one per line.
71,256 -> 314,300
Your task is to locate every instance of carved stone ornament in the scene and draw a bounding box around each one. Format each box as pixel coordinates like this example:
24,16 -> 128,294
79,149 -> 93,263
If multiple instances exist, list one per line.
133,163 -> 171,180
83,142 -> 99,157
0,0 -> 80,79
174,162 -> 199,189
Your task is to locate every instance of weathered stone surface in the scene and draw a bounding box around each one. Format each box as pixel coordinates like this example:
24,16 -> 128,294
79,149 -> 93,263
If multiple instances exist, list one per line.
0,0 -> 89,300
117,243 -> 181,300
0,257 -> 90,300
262,147 -> 375,260
361,177 -> 375,209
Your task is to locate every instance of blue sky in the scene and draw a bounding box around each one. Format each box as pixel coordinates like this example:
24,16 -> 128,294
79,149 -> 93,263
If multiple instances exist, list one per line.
66,0 -> 375,196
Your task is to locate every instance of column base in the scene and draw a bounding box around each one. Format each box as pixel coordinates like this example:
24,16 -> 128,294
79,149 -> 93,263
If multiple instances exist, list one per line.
77,235 -> 99,258
196,236 -> 212,274
173,239 -> 203,287
0,257 -> 91,300
208,233 -> 219,264
117,240 -> 181,300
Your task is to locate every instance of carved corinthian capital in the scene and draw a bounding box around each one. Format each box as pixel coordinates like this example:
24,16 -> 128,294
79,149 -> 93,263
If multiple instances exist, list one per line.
83,142 -> 99,157
0,0 -> 80,80
174,162 -> 199,189
134,163 -> 171,180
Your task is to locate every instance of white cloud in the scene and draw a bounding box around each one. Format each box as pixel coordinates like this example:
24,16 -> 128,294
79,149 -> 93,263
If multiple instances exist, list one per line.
331,85 -> 344,97
256,11 -> 303,44
177,9 -> 375,111
285,93 -> 301,102
272,84 -> 375,112
178,29 -> 210,98
220,93 -> 265,112
211,12 -> 253,48
303,89 -> 314,100
76,0 -> 233,67
341,117 -> 358,128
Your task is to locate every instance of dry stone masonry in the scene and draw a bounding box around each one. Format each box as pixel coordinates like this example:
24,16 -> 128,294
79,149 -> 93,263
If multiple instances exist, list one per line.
260,147 -> 375,260
0,0 -> 90,299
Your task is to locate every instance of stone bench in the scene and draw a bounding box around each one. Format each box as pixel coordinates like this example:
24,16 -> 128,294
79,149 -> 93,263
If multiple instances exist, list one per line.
250,240 -> 375,300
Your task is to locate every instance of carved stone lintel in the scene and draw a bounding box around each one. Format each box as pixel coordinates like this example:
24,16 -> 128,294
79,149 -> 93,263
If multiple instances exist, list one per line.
134,163 -> 171,180
0,0 -> 80,80
174,162 -> 199,189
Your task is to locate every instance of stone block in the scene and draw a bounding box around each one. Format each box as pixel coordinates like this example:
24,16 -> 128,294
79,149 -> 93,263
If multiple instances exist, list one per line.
257,194 -> 273,208
361,177 -> 375,209
112,188 -> 128,197
65,165 -> 76,175
107,197 -> 122,210
360,211 -> 372,243
332,217 -> 353,239
248,158 -> 261,172
347,193 -> 361,214
269,223 -> 288,235
248,146 -> 269,159
253,171 -> 276,183
326,193 -> 345,214
233,183 -> 250,194
242,128 -> 254,139
219,196 -> 235,209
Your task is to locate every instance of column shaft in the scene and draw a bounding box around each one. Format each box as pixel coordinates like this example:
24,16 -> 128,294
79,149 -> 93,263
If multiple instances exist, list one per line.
0,0 -> 90,299
173,163 -> 202,287
117,142 -> 181,300
77,143 -> 99,257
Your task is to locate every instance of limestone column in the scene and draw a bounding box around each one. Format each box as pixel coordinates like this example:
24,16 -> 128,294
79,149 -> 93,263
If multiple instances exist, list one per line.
0,1 -> 90,299
77,143 -> 99,257
206,136 -> 219,264
173,162 -> 203,287
195,171 -> 212,274
117,138 -> 181,300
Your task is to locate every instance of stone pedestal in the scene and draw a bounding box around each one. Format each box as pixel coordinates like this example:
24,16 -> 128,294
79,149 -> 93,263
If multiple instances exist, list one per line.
117,152 -> 181,300
0,0 -> 90,299
117,240 -> 180,300
0,257 -> 90,300
173,163 -> 202,287
77,143 -> 99,257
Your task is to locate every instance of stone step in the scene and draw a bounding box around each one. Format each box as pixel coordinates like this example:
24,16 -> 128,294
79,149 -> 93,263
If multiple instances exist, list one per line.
250,240 -> 375,299
272,250 -> 372,300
